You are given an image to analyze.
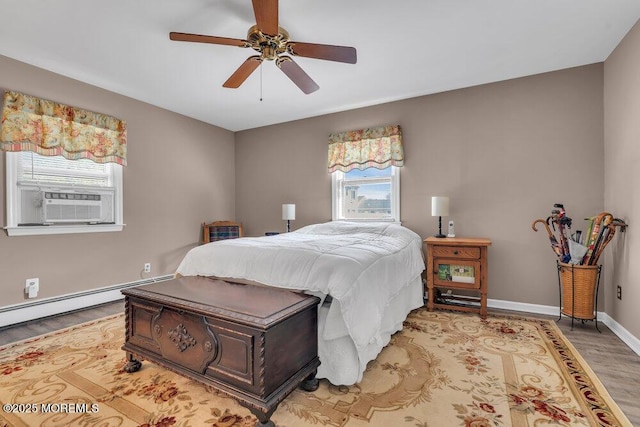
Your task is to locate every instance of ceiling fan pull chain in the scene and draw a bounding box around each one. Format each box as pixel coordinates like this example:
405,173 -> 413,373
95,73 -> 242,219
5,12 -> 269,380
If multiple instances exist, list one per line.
260,61 -> 263,101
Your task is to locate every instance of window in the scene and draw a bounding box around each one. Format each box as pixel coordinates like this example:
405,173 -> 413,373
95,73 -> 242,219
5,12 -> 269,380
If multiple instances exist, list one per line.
4,151 -> 124,236
332,166 -> 400,222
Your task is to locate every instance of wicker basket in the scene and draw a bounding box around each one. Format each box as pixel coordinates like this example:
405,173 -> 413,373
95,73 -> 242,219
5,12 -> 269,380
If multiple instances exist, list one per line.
558,262 -> 601,320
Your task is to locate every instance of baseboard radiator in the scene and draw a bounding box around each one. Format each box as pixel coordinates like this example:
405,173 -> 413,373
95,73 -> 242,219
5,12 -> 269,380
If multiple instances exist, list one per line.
0,274 -> 174,328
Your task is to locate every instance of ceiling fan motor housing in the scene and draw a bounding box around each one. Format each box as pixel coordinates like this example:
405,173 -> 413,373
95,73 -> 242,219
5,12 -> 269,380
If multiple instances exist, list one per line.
247,25 -> 289,61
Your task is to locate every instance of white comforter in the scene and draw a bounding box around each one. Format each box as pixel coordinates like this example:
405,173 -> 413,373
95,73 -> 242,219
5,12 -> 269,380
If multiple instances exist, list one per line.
176,221 -> 425,380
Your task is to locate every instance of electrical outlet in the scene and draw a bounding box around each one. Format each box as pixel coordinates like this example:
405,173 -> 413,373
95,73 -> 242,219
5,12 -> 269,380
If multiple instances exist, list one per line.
25,278 -> 39,298
144,263 -> 151,273
617,285 -> 622,300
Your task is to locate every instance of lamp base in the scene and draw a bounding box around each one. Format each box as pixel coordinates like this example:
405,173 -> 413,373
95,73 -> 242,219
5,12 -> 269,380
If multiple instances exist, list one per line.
434,215 -> 447,238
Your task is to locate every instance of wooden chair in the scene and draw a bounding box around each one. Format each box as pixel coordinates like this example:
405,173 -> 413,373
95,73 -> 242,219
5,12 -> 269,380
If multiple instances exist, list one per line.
202,221 -> 243,243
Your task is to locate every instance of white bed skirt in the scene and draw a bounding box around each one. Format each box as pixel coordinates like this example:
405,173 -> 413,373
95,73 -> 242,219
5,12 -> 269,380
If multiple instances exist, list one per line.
316,275 -> 424,385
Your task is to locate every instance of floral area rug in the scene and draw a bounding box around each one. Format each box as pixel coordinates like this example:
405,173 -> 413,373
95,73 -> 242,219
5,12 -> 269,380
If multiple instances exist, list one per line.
0,308 -> 631,427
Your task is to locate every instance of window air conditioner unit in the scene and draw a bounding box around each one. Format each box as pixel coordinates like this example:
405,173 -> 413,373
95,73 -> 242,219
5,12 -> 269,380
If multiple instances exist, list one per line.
42,189 -> 107,223
16,185 -> 115,225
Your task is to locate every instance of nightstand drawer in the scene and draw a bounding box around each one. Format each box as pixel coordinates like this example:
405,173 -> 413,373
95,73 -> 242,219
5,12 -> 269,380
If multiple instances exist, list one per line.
432,246 -> 480,259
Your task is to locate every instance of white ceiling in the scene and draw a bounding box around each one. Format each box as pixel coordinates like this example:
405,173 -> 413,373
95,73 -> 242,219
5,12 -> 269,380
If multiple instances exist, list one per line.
1,1 -> 639,132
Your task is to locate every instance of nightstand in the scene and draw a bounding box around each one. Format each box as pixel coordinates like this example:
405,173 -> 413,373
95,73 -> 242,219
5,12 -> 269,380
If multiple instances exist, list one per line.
424,236 -> 492,317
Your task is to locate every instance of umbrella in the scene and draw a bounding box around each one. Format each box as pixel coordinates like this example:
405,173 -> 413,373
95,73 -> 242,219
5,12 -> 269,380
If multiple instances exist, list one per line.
532,219 -> 563,257
568,239 -> 588,264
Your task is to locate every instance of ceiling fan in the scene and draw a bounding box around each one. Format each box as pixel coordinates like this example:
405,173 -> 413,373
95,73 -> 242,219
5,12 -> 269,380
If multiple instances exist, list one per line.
169,0 -> 357,94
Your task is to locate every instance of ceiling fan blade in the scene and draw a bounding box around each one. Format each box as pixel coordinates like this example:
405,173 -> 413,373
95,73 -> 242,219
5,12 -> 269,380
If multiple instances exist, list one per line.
170,32 -> 248,47
276,56 -> 319,94
287,42 -> 357,64
223,56 -> 263,88
252,0 -> 278,36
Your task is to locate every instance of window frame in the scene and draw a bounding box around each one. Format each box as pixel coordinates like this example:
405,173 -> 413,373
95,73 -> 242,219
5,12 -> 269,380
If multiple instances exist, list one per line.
331,166 -> 400,223
4,152 -> 124,236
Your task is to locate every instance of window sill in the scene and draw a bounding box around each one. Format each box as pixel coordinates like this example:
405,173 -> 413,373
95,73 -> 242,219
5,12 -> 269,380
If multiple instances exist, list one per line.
4,224 -> 125,236
333,218 -> 401,224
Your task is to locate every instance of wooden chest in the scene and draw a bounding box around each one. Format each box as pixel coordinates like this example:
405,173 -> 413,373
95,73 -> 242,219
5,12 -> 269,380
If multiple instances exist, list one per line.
121,276 -> 320,426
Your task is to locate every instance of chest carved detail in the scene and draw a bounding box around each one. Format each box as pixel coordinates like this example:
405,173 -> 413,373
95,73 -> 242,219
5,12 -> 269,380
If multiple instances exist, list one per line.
167,323 -> 197,352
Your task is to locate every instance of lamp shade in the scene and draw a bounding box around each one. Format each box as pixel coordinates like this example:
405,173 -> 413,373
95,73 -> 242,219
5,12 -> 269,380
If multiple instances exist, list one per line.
282,204 -> 296,220
431,197 -> 449,217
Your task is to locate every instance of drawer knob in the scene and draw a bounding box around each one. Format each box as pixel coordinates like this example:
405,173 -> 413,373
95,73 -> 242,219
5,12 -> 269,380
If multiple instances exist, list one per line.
453,250 -> 459,255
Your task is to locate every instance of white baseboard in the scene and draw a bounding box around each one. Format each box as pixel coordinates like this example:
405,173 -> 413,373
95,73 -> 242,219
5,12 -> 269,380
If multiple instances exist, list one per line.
488,298 -> 559,317
598,312 -> 640,356
0,275 -> 173,328
488,298 -> 640,357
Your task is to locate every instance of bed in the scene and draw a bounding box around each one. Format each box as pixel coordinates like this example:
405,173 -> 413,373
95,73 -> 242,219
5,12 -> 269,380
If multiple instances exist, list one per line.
175,221 -> 425,385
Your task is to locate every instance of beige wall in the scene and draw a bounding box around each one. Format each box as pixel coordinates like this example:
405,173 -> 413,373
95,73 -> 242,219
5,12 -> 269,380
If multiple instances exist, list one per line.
0,55 -> 236,306
236,64 -> 605,309
604,19 -> 640,338
4,39 -> 638,341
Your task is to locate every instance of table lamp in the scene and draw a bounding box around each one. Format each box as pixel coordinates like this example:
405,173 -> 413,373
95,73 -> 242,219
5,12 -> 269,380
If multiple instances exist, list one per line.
282,204 -> 295,232
431,196 -> 449,238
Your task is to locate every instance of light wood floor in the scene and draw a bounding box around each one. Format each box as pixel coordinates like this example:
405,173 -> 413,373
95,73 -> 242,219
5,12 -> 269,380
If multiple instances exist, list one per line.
1,302 -> 638,425
551,314 -> 640,426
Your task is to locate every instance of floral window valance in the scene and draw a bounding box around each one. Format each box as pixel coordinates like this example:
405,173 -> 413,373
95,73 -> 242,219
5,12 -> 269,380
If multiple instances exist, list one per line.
328,124 -> 403,173
1,91 -> 127,165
